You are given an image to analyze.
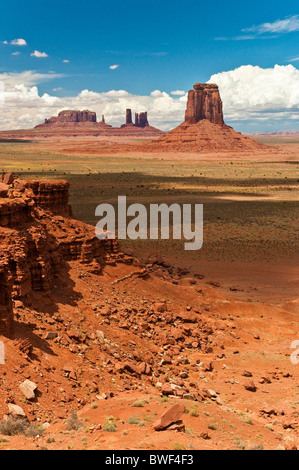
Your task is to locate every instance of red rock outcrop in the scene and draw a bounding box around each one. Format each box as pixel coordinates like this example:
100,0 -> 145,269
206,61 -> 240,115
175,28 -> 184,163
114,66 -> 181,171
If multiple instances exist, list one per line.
126,109 -> 133,125
43,110 -> 97,125
121,109 -> 153,130
138,112 -> 149,128
143,82 -> 270,153
0,173 -> 121,336
185,83 -> 224,125
29,109 -> 162,137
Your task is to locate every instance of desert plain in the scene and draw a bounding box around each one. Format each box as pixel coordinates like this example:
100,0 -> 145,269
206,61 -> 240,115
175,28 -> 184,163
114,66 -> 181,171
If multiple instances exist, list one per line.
0,128 -> 298,450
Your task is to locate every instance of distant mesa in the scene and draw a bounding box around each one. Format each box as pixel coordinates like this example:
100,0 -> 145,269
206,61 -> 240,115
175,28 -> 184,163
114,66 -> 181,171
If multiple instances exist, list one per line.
45,110 -> 97,124
33,108 -> 162,136
185,83 -> 224,126
144,83 -> 270,152
35,109 -> 112,129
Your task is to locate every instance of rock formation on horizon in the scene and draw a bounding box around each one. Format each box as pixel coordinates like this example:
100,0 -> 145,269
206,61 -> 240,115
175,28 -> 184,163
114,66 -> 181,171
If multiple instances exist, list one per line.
122,109 -> 149,128
32,108 -> 162,136
44,110 -> 97,125
126,109 -> 133,125
143,82 -> 270,153
138,112 -> 149,128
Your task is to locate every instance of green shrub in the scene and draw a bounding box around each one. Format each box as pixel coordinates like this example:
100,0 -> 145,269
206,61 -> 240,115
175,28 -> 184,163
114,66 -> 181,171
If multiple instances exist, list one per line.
103,422 -> 117,432
132,400 -> 145,408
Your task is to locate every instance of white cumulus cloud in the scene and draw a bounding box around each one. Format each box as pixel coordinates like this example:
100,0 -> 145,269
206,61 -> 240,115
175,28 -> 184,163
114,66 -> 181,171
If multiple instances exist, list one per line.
171,90 -> 186,96
31,50 -> 48,58
208,64 -> 299,130
10,38 -> 27,46
0,65 -> 299,132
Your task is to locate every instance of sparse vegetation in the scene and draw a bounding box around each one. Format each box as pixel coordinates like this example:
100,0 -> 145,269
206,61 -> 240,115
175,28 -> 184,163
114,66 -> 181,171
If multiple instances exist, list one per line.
173,443 -> 186,450
0,418 -> 29,436
103,422 -> 117,432
0,418 -> 44,438
190,407 -> 199,417
65,413 -> 83,431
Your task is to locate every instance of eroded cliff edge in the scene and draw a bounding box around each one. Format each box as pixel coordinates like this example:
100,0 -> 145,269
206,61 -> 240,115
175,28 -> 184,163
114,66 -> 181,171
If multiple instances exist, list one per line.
0,174 -> 120,335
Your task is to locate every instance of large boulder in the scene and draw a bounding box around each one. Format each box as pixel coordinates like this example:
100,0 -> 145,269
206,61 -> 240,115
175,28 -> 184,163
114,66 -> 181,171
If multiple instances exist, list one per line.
154,404 -> 185,431
0,183 -> 9,198
19,379 -> 38,400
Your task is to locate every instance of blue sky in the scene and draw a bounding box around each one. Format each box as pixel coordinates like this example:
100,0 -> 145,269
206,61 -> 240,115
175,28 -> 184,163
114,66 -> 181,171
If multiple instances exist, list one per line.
0,0 -> 299,131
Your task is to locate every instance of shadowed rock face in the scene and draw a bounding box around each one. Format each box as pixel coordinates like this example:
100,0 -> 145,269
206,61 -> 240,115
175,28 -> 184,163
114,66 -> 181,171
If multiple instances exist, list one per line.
126,109 -> 133,125
185,83 -> 224,125
0,173 -> 121,336
0,268 -> 13,336
138,112 -> 149,128
125,110 -> 149,128
143,81 -> 270,152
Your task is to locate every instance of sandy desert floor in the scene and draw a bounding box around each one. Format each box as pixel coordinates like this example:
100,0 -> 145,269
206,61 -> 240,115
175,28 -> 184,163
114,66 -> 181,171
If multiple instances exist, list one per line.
0,133 -> 298,450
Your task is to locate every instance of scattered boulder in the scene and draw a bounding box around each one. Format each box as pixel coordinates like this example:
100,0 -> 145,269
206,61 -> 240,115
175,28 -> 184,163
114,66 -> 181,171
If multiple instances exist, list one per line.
185,83 -> 224,125
3,172 -> 14,185
45,332 -> 58,340
154,404 -> 185,431
244,380 -> 257,392
19,379 -> 38,400
63,365 -> 77,381
243,370 -> 253,377
8,403 -> 26,418
161,383 -> 173,396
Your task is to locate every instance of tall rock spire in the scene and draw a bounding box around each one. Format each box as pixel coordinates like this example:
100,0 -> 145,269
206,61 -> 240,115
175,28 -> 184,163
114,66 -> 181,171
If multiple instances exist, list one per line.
185,83 -> 224,125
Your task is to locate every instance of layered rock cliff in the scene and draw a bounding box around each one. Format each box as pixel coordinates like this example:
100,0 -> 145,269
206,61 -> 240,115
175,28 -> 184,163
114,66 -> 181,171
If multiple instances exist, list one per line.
185,83 -> 224,125
122,109 -> 150,128
44,110 -> 97,124
31,109 -> 162,136
0,174 -> 121,336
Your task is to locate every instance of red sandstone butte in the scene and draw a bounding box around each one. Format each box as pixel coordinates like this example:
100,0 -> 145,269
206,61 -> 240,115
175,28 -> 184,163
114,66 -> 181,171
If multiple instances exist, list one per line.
185,83 -> 224,125
44,110 -> 97,124
142,82 -> 271,153
30,109 -> 163,137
